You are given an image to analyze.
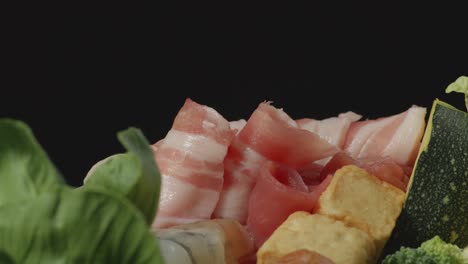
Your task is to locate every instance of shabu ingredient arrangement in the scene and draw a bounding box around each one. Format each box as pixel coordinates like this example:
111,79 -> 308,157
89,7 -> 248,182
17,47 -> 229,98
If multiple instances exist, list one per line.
0,77 -> 468,264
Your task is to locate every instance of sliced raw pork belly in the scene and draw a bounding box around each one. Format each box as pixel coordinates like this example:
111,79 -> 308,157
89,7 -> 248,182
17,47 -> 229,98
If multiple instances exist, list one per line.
297,111 -> 362,148
237,102 -> 338,168
320,152 -> 411,191
246,162 -> 333,248
153,99 -> 235,228
214,102 -> 338,224
150,139 -> 164,153
344,105 -> 426,166
212,137 -> 268,223
230,119 -> 247,134
297,111 -> 362,167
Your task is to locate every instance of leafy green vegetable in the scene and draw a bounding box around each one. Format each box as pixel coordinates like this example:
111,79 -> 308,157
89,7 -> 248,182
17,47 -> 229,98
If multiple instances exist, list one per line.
84,128 -> 161,224
446,75 -> 468,111
383,236 -> 466,264
0,119 -> 64,206
0,120 -> 164,263
0,251 -> 14,264
0,187 -> 163,264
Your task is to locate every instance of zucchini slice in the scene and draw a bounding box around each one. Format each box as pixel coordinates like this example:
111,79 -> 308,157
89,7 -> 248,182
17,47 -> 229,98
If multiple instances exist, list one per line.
384,99 -> 468,255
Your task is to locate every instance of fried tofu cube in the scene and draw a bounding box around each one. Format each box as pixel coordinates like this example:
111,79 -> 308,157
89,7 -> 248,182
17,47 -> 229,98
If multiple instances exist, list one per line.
257,212 -> 377,264
316,165 -> 406,253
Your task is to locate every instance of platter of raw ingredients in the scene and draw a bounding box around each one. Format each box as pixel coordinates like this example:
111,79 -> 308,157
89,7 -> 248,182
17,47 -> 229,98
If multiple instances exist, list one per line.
0,77 -> 467,264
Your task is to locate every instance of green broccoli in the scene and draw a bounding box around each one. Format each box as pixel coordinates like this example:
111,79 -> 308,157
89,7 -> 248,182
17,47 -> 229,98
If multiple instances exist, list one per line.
382,236 -> 467,264
462,246 -> 468,262
382,247 -> 436,264
420,236 -> 466,264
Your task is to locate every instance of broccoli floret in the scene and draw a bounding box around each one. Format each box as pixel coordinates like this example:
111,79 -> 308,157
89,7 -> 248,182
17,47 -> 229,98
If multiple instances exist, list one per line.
382,236 -> 467,264
462,246 -> 468,262
420,236 -> 465,264
382,247 -> 437,264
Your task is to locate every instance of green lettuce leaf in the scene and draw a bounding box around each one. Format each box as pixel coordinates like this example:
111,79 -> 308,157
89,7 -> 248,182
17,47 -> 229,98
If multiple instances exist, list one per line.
0,251 -> 14,264
0,187 -> 163,264
446,75 -> 468,111
0,119 -> 64,207
83,127 -> 161,224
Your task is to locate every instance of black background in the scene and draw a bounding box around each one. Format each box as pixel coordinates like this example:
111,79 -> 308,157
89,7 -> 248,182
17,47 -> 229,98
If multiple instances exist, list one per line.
3,3 -> 467,186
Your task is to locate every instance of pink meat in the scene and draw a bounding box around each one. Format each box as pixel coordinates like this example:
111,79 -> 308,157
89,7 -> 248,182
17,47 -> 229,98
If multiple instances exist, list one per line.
212,137 -> 268,223
344,105 -> 426,166
296,111 -> 362,169
297,111 -> 362,148
214,102 -> 337,224
230,119 -> 247,135
296,162 -> 324,186
153,99 -> 235,228
238,102 -> 339,168
150,139 -> 164,153
247,163 -> 332,248
320,152 -> 411,191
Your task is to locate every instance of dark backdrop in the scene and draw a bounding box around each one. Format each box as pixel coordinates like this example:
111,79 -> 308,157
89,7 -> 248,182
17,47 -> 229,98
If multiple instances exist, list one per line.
3,3 -> 467,186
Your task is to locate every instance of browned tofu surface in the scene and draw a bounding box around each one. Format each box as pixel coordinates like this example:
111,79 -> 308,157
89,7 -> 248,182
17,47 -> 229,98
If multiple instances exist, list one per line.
316,165 -> 406,253
257,212 -> 377,264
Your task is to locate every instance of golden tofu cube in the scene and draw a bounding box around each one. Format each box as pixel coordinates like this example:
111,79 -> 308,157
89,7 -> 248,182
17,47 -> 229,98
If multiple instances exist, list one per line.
316,165 -> 405,253
257,212 -> 376,264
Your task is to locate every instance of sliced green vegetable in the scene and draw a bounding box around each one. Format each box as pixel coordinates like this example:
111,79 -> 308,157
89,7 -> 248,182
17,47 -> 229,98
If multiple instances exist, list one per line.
84,128 -> 161,224
0,119 -> 64,206
446,75 -> 468,111
0,187 -> 163,264
384,99 -> 468,256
